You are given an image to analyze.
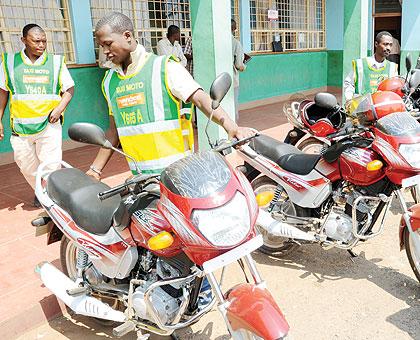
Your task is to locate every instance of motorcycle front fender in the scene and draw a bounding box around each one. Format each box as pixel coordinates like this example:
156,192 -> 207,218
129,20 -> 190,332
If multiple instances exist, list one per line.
225,283 -> 289,340
399,203 -> 420,249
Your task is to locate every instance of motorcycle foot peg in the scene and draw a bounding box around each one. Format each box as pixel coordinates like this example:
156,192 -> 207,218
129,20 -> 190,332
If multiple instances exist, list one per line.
31,216 -> 52,227
347,249 -> 358,258
113,321 -> 136,337
66,286 -> 88,297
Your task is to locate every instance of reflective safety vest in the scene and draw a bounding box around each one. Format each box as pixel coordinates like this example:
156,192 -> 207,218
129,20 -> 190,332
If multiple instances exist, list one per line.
2,52 -> 63,136
102,54 -> 194,175
353,57 -> 397,96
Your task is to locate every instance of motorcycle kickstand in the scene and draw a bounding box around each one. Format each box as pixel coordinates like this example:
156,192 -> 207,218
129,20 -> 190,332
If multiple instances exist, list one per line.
347,249 -> 358,261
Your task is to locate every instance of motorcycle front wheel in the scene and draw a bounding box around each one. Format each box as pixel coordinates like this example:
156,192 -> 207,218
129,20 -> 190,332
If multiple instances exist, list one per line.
252,176 -> 310,257
60,236 -> 121,326
403,227 -> 420,282
296,137 -> 326,154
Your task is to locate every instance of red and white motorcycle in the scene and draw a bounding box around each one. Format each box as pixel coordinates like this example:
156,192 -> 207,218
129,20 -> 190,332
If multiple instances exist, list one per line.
33,74 -> 290,339
238,93 -> 420,282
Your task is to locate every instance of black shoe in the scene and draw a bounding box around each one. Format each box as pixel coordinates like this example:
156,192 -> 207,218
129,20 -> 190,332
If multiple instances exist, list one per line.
33,196 -> 41,208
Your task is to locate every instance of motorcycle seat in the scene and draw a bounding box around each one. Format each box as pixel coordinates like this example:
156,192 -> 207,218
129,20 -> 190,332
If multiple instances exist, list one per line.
277,153 -> 321,175
249,134 -> 303,162
47,168 -> 120,235
249,134 -> 321,175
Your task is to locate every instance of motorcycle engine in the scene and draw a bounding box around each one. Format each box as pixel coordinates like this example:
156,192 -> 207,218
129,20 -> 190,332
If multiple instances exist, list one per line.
132,255 -> 190,325
323,207 -> 353,243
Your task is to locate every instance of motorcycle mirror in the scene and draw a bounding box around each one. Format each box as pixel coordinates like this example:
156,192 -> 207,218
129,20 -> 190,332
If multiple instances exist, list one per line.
409,70 -> 420,89
210,72 -> 232,110
68,123 -> 113,149
405,54 -> 412,74
314,92 -> 338,110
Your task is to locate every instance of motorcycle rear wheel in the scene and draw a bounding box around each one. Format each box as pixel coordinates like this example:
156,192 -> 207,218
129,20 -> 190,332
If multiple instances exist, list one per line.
296,137 -> 326,154
60,236 -> 121,326
252,176 -> 310,257
403,227 -> 420,282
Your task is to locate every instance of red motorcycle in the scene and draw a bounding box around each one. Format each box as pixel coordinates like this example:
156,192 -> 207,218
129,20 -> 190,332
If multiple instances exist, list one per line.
32,74 -> 289,339
237,93 -> 420,282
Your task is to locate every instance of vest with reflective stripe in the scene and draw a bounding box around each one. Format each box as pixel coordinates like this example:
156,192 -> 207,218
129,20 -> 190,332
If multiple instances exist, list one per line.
353,57 -> 396,96
2,52 -> 63,136
102,54 -> 194,175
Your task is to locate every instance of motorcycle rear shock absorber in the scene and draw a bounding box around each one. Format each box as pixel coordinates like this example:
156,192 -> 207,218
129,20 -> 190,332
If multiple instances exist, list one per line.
268,185 -> 284,212
76,248 -> 89,279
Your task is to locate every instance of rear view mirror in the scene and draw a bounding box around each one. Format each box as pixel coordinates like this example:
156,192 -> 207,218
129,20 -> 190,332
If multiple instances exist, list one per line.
68,123 -> 112,149
314,92 -> 338,110
210,72 -> 232,110
409,70 -> 420,89
406,54 -> 412,74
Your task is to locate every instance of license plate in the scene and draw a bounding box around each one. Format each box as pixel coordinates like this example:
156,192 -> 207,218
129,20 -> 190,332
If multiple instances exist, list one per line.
202,235 -> 263,274
401,174 -> 420,188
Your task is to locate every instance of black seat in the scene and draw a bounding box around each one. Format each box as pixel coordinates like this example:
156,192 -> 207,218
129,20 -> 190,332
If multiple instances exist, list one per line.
47,168 -> 120,235
277,153 -> 321,175
249,134 -> 303,162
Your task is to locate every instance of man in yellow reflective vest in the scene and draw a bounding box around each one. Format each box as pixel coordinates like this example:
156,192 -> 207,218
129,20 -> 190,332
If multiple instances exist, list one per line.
87,12 -> 254,180
344,31 -> 398,102
0,24 -> 74,206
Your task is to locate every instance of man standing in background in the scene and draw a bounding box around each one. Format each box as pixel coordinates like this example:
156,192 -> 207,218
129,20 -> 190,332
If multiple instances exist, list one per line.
157,25 -> 187,67
231,19 -> 246,122
0,24 -> 74,207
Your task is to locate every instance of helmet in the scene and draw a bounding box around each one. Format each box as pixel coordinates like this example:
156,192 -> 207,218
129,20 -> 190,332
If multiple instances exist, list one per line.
377,77 -> 405,98
355,91 -> 406,125
299,100 -> 345,137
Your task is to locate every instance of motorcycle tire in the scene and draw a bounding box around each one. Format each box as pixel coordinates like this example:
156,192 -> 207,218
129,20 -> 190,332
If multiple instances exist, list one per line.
296,137 -> 326,154
60,236 -> 121,326
403,226 -> 420,282
252,176 -> 310,257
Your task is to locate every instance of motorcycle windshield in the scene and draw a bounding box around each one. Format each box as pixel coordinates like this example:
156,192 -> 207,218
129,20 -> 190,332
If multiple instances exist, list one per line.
162,151 -> 231,198
376,111 -> 420,136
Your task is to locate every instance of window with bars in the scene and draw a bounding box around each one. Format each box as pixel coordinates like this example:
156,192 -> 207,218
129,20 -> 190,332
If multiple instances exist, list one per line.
90,0 -> 191,57
0,0 -> 75,63
250,0 -> 325,53
231,0 -> 240,40
91,1 -> 240,59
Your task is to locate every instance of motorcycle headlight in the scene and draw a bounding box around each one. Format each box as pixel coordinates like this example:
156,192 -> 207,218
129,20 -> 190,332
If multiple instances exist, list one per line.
399,144 -> 420,168
191,192 -> 251,247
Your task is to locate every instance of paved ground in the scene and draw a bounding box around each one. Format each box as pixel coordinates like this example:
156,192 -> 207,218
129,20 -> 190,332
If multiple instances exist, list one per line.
3,91 -> 420,339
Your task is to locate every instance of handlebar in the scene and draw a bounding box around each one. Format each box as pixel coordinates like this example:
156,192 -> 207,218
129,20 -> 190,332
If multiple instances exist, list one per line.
213,133 -> 259,153
98,173 -> 159,201
326,127 -> 355,139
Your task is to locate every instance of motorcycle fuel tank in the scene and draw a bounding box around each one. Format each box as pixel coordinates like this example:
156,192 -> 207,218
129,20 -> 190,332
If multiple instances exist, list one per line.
339,147 -> 385,186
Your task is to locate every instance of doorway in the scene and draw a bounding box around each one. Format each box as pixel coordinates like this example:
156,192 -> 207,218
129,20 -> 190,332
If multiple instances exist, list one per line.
372,0 -> 402,67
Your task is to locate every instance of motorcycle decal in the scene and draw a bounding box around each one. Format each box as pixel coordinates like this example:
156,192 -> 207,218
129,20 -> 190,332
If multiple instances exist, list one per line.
342,147 -> 373,166
133,208 -> 167,235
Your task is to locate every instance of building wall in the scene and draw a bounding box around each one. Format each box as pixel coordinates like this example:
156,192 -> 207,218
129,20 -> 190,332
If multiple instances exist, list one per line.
239,51 -> 328,103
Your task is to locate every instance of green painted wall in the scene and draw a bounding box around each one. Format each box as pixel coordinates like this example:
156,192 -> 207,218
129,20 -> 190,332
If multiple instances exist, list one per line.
0,67 -> 109,154
238,51 -> 328,103
327,50 -> 343,87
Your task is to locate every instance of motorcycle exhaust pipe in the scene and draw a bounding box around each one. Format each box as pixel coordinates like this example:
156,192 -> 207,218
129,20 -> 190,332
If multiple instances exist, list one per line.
257,209 -> 316,241
36,262 -> 126,322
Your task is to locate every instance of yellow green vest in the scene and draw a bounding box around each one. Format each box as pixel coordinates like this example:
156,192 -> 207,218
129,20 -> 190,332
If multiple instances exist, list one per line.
2,52 -> 63,136
102,54 -> 194,175
353,57 -> 397,96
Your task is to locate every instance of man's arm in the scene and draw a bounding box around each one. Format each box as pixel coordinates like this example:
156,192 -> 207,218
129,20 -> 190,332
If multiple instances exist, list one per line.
0,89 -> 9,141
189,89 -> 252,140
177,44 -> 187,67
233,39 -> 246,72
157,40 -> 167,56
343,70 -> 356,102
86,116 -> 119,180
49,87 -> 74,123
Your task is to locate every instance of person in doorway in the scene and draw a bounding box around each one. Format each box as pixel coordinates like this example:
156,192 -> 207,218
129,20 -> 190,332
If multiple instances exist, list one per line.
0,23 -> 74,207
344,31 -> 398,102
231,19 -> 246,122
184,36 -> 193,76
87,12 -> 253,180
157,25 -> 187,67
388,36 -> 401,65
